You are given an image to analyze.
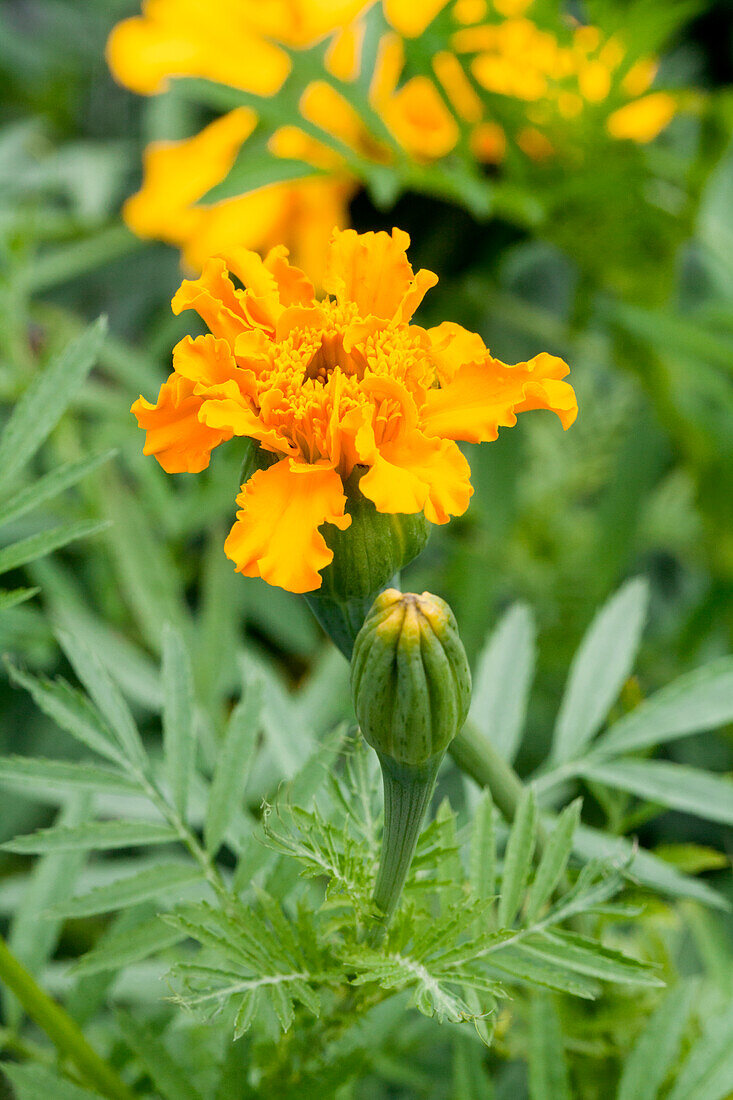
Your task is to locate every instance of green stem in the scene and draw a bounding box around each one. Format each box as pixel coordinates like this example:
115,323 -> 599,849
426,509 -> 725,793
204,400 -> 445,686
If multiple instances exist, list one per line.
449,720 -> 525,824
371,753 -> 442,939
0,934 -> 134,1100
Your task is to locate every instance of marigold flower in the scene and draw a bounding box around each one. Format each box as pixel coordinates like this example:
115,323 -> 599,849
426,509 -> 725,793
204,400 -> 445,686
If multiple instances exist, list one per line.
132,228 -> 577,593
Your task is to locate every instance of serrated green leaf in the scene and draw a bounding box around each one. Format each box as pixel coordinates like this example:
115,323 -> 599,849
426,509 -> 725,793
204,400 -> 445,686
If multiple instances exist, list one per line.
0,756 -> 139,796
72,917 -> 185,977
116,1011 -> 203,1100
51,863 -> 203,918
2,1064 -> 105,1100
551,579 -> 648,763
0,449 -> 114,529
56,627 -> 147,771
4,658 -> 124,764
0,519 -> 109,576
498,787 -> 537,927
2,820 -> 178,854
205,677 -> 262,854
617,981 -> 696,1100
528,993 -> 571,1100
486,946 -> 600,998
162,622 -> 196,819
470,788 -> 496,901
0,317 -> 106,493
470,603 -> 535,763
578,759 -> 733,826
596,656 -> 733,755
527,931 -> 664,987
525,799 -> 581,923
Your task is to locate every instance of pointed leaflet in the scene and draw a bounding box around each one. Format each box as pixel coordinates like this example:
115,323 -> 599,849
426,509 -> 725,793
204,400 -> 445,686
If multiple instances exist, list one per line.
162,623 -> 196,819
2,820 -> 178,854
528,993 -> 572,1100
596,656 -> 733,755
50,863 -> 204,919
205,676 -> 262,854
551,578 -> 648,763
0,757 -> 139,796
0,520 -> 109,577
0,317 -> 106,494
470,603 -> 535,762
0,449 -> 114,529
72,917 -> 185,977
666,1002 -> 733,1100
498,786 -> 537,928
577,759 -> 733,826
470,788 -> 496,901
525,799 -> 581,923
4,658 -> 124,765
56,626 -> 147,771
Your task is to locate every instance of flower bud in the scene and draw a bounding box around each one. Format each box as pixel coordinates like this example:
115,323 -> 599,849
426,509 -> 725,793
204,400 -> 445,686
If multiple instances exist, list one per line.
351,589 -> 471,767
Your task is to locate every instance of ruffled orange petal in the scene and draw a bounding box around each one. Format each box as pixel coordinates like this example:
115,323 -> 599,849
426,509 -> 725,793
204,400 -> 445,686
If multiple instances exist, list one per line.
421,352 -> 577,443
198,384 -> 296,455
428,322 -> 488,383
131,375 -> 230,473
172,334 -> 255,397
324,228 -> 437,323
224,459 -> 350,593
171,258 -> 249,346
357,420 -> 473,524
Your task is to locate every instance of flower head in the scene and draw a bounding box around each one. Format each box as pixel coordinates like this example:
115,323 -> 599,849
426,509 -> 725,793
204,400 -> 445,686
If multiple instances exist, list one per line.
133,228 -> 577,593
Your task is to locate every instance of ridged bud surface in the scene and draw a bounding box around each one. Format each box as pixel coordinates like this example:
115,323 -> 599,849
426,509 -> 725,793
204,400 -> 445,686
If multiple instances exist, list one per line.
351,589 -> 471,767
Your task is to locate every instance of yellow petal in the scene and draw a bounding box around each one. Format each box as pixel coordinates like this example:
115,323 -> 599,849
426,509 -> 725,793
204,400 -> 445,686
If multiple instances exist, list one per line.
123,109 -> 257,242
106,1 -> 290,95
359,428 -> 473,524
131,374 -> 230,473
421,352 -> 577,442
172,334 -> 254,395
383,0 -> 448,37
171,259 -> 250,346
224,459 -> 350,593
428,322 -> 488,383
383,76 -> 460,160
324,227 -> 437,322
606,92 -> 675,143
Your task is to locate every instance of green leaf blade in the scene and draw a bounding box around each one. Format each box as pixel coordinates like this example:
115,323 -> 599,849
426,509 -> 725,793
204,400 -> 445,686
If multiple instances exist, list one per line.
551,578 -> 648,764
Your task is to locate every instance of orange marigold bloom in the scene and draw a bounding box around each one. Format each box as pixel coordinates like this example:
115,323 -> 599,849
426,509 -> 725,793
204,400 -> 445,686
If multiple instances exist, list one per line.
132,228 -> 577,593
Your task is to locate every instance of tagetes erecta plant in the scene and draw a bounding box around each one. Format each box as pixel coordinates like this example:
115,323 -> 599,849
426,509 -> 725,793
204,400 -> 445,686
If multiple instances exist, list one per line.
132,228 -> 577,593
107,0 -> 676,275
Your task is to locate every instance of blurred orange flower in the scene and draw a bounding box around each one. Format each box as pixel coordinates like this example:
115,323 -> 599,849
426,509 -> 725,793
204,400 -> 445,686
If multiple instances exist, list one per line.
132,228 -> 577,592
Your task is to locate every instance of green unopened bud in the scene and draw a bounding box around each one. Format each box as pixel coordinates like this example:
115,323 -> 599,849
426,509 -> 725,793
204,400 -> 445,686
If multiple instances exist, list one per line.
351,589 -> 471,932
352,589 -> 471,767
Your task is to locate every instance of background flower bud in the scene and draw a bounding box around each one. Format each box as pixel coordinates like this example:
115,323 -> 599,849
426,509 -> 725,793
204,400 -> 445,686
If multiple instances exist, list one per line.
351,589 -> 471,767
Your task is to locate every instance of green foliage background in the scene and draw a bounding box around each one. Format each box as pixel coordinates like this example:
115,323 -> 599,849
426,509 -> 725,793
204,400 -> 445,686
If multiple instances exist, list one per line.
0,1 -> 731,1098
